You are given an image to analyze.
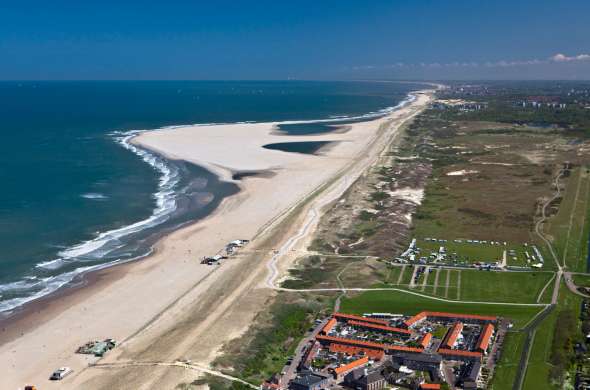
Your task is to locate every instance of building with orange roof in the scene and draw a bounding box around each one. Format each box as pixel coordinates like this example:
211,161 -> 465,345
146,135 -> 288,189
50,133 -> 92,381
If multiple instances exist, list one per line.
321,318 -> 337,335
333,312 -> 389,325
316,335 -> 387,351
443,322 -> 463,349
316,335 -> 423,354
403,311 -> 428,328
419,383 -> 441,389
329,343 -> 385,360
261,381 -> 281,390
476,323 -> 495,353
331,356 -> 369,378
389,345 -> 425,354
346,319 -> 411,338
419,333 -> 432,349
403,311 -> 496,329
437,348 -> 482,362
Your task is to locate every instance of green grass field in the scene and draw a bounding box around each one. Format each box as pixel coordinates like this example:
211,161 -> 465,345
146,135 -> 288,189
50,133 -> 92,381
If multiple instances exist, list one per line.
546,167 -> 590,272
521,282 -> 583,389
383,267 -> 553,304
573,274 -> 590,288
399,265 -> 414,286
458,270 -> 554,304
340,290 -> 545,330
384,265 -> 403,284
490,331 -> 527,390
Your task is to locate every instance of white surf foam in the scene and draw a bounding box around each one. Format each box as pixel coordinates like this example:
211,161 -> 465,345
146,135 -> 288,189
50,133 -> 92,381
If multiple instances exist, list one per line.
57,131 -> 179,261
81,193 -> 109,200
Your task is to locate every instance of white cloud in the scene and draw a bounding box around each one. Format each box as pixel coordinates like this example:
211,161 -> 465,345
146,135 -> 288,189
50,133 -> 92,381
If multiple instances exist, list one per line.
350,52 -> 590,71
550,53 -> 590,62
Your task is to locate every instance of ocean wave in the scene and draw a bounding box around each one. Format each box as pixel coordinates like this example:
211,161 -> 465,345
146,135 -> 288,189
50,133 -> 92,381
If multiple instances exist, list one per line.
0,261 -> 114,313
35,258 -> 66,270
0,130 -> 181,313
58,132 -> 180,261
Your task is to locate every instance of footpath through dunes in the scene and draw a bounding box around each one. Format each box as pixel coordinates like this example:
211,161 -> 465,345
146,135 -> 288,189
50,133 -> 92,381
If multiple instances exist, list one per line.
0,91 -> 434,390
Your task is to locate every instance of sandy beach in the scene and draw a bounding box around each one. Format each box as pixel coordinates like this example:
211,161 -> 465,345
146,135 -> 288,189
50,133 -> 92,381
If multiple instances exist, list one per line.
0,90 -> 432,390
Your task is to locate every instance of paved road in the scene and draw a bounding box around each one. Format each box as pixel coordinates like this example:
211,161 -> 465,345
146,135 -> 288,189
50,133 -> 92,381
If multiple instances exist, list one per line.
534,170 -> 564,304
281,319 -> 328,384
512,304 -> 556,390
514,170 -> 569,390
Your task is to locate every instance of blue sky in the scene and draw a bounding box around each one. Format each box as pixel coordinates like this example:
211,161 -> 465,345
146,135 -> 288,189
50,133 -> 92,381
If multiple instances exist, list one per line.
1,0 -> 589,80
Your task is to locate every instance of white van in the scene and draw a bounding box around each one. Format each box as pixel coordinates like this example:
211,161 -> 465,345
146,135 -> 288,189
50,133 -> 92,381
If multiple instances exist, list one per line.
50,367 -> 73,380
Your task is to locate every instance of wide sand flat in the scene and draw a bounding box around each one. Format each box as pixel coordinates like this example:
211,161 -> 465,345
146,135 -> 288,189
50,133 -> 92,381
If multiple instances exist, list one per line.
0,91 -> 432,390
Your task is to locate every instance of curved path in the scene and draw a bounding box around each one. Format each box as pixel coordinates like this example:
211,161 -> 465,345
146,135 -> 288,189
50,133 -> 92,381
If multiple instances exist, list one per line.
534,170 -> 564,304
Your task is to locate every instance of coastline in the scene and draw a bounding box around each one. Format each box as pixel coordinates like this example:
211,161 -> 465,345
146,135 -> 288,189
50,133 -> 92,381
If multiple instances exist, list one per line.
0,152 -> 239,317
0,87 -> 418,316
0,90 -> 434,389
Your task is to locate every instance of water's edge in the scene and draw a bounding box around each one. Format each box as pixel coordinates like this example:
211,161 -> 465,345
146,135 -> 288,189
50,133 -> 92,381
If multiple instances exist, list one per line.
0,90 -> 418,317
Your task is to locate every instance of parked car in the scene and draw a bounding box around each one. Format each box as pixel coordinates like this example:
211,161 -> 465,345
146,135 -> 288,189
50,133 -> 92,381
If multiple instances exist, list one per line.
50,367 -> 73,380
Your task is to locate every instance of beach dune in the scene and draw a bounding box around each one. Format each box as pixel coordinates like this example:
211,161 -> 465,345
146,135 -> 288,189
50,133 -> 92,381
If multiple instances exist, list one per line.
0,91 -> 432,389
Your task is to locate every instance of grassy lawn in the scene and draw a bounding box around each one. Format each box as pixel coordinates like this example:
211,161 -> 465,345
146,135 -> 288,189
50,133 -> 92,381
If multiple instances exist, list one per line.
522,282 -> 583,389
424,268 -> 439,295
386,268 -> 552,304
573,274 -> 590,288
400,265 -> 414,286
546,167 -> 590,273
458,270 -> 554,303
491,331 -> 526,390
383,265 -> 402,285
340,290 -> 544,330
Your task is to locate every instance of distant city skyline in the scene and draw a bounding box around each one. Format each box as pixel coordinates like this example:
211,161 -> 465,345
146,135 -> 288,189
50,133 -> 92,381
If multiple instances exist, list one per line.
1,0 -> 589,80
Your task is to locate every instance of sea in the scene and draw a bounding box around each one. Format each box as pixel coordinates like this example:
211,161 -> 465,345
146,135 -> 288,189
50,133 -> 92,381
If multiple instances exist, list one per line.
0,80 -> 423,314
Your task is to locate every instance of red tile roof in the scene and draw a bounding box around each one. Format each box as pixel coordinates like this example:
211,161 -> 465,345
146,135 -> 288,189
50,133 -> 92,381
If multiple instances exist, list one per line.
404,311 -> 497,328
419,332 -> 432,349
420,384 -> 441,390
262,382 -> 280,390
390,345 -> 425,353
316,335 -> 388,350
316,335 -> 423,354
476,323 -> 494,352
334,312 -> 389,325
322,318 -> 337,334
437,348 -> 482,358
443,322 -> 463,349
347,319 -> 412,335
333,356 -> 369,375
403,311 -> 428,327
329,343 -> 385,360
